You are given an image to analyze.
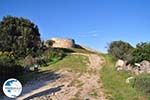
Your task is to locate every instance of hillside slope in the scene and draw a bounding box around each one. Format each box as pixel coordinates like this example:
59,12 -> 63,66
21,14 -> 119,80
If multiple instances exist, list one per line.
9,51 -> 106,100
2,48 -> 147,100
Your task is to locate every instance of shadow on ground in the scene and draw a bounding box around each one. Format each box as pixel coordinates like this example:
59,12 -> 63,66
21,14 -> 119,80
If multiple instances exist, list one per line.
24,85 -> 64,100
1,70 -> 61,99
21,70 -> 61,94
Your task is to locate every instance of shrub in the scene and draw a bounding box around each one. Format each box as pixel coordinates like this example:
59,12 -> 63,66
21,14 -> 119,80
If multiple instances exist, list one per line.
0,54 -> 23,79
42,48 -> 65,65
131,42 -> 150,63
0,16 -> 41,58
131,74 -> 150,96
0,54 -> 24,80
0,52 -> 15,64
108,40 -> 134,61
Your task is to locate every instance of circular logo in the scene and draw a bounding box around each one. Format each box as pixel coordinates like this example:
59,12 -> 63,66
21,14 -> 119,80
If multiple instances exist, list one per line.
3,78 -> 22,98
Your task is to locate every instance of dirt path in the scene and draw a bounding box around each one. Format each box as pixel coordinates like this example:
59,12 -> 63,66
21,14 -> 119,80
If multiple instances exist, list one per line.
16,53 -> 106,100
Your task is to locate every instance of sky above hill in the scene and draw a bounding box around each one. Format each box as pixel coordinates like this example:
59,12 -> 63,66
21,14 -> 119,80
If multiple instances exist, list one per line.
0,0 -> 150,52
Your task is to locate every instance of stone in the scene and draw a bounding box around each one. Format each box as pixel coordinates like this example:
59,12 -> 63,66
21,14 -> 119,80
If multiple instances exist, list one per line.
140,60 -> 150,73
116,59 -> 133,71
125,64 -> 132,71
132,67 -> 140,75
116,59 -> 150,75
115,59 -> 126,71
115,59 -> 125,67
126,77 -> 134,84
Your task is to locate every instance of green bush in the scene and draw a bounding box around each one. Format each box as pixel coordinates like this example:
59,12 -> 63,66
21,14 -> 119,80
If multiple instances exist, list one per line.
0,16 -> 41,58
41,48 -> 65,66
131,74 -> 150,96
131,42 -> 150,63
0,53 -> 24,80
108,40 -> 134,61
0,52 -> 15,63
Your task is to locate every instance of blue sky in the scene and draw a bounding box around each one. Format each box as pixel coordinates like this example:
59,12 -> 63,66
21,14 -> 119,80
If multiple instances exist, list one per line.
0,0 -> 150,52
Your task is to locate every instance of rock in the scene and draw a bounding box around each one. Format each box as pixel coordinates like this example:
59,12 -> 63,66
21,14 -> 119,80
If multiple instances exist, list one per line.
115,59 -> 126,71
132,60 -> 150,74
116,59 -> 132,71
117,67 -> 123,71
126,64 -> 132,71
132,67 -> 140,75
126,77 -> 134,84
115,59 -> 125,67
134,63 -> 140,67
116,59 -> 150,75
140,60 -> 150,73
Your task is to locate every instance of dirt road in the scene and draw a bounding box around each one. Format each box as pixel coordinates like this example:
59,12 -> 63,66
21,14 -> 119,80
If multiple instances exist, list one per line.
16,53 -> 106,100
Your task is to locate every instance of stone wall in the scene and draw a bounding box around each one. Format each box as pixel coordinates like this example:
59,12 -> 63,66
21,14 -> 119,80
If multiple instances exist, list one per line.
49,38 -> 75,48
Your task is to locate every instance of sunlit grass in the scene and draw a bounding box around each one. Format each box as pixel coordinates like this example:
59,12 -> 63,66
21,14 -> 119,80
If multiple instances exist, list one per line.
100,54 -> 147,100
42,55 -> 88,73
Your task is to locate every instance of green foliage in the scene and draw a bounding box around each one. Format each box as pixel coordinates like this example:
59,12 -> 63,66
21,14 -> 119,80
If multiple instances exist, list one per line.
108,40 -> 134,61
0,16 -> 41,57
0,53 -> 24,80
131,42 -> 150,63
40,48 -> 65,66
100,54 -> 146,100
0,52 -> 15,64
131,74 -> 150,97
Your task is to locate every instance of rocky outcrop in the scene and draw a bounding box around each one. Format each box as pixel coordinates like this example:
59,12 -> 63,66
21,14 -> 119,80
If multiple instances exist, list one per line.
115,59 -> 150,75
115,59 -> 132,71
139,60 -> 150,73
115,59 -> 126,71
46,38 -> 75,48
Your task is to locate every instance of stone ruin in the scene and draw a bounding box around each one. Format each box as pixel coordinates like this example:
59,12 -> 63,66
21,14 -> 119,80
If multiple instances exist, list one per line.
45,38 -> 75,48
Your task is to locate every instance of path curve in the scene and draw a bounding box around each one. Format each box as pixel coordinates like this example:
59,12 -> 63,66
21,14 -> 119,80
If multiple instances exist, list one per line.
14,53 -> 106,100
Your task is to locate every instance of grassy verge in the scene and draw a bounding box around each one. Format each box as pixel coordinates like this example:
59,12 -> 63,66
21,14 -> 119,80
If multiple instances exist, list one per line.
100,54 -> 147,100
19,54 -> 88,83
42,55 -> 88,73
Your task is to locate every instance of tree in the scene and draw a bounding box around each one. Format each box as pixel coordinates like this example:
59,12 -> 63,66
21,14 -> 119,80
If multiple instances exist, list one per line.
108,40 -> 134,61
131,42 -> 150,63
0,16 -> 41,57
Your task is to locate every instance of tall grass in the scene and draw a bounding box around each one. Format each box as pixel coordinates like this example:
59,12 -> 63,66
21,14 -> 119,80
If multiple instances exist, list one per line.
100,54 -> 147,100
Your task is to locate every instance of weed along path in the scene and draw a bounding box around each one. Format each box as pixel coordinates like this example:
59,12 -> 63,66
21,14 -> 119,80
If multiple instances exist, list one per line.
16,53 -> 106,100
